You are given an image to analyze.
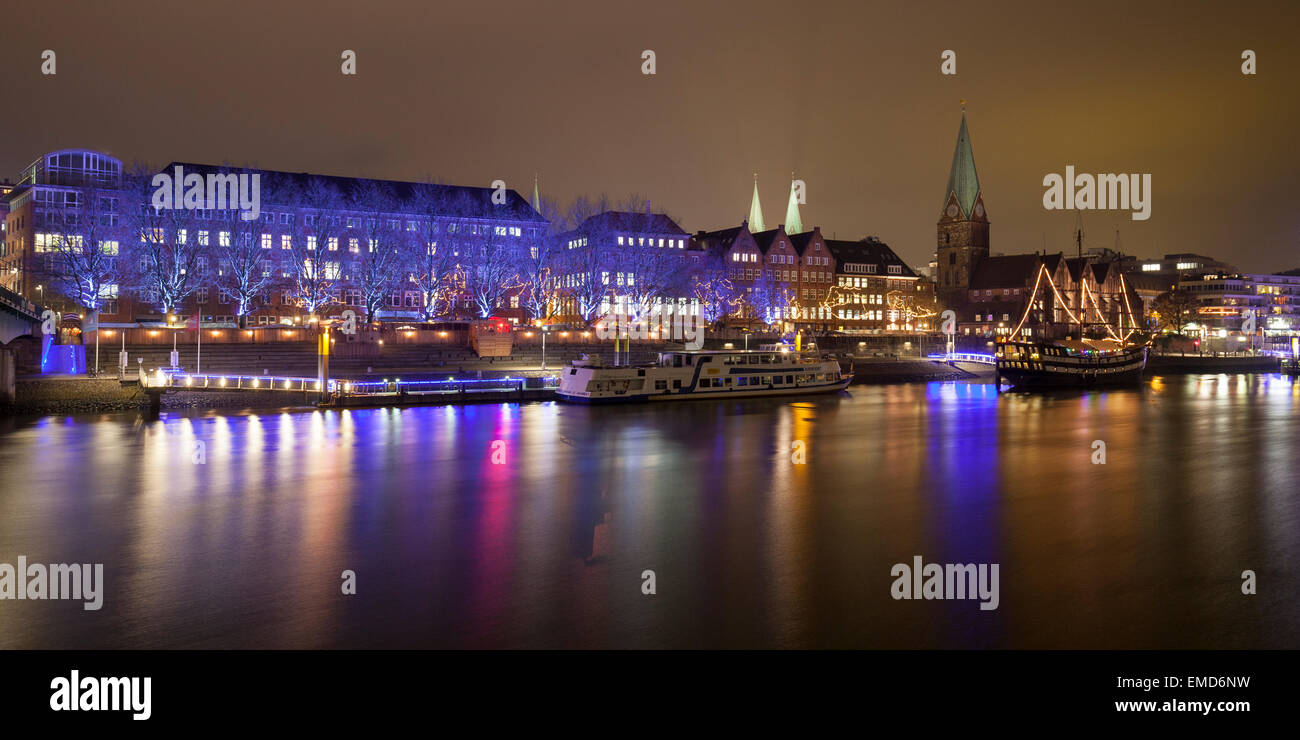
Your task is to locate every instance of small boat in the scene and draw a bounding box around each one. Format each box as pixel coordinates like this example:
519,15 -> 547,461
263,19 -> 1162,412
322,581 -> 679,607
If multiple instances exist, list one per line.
996,338 -> 1148,389
556,349 -> 852,403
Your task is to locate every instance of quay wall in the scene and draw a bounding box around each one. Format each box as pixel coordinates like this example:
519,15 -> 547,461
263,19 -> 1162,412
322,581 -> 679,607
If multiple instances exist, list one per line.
1147,355 -> 1280,374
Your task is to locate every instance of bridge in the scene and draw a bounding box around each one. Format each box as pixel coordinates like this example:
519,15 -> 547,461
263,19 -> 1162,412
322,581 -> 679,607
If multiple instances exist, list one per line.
927,352 -> 997,366
0,285 -> 41,345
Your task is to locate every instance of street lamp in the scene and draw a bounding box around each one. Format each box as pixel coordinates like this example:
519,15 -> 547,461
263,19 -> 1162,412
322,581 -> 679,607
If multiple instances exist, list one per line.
541,325 -> 548,371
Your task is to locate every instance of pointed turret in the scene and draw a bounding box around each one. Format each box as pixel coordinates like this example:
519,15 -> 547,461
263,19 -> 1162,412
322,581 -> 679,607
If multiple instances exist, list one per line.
784,174 -> 804,235
943,111 -> 982,219
532,174 -> 540,212
748,174 -> 765,232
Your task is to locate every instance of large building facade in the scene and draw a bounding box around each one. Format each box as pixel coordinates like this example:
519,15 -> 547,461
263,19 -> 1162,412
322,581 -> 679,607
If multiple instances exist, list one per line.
2,150 -> 548,328
4,146 -> 941,340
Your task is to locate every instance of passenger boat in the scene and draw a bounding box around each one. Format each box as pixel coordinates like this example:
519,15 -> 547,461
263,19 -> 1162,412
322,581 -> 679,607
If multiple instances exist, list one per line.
996,338 -> 1147,389
556,349 -> 852,403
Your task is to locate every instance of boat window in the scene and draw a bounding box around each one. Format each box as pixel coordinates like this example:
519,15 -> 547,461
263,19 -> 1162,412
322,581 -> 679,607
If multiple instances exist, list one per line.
672,379 -> 682,389
738,377 -> 748,386
654,380 -> 667,390
786,375 -> 794,384
673,355 -> 683,367
748,356 -> 759,364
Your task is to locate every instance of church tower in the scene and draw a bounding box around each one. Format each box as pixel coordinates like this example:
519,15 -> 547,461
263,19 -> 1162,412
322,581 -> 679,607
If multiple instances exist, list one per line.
936,107 -> 989,309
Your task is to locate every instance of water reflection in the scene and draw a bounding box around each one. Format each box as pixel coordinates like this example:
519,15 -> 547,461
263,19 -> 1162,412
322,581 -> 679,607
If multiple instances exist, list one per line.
0,374 -> 1297,648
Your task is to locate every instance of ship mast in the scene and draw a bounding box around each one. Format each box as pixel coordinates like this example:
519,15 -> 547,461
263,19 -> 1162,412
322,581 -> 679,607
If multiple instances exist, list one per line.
1075,212 -> 1084,339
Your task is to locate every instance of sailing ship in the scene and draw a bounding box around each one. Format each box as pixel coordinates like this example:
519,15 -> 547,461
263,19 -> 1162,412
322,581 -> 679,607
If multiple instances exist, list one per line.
995,224 -> 1149,390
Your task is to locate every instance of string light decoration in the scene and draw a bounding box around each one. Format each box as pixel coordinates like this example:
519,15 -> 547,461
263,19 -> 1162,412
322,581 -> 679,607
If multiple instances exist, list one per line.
1011,263 -> 1139,342
886,289 -> 939,328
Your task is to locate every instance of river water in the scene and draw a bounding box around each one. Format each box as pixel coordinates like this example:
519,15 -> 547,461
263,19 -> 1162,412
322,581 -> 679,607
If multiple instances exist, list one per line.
1,373 -> 1296,648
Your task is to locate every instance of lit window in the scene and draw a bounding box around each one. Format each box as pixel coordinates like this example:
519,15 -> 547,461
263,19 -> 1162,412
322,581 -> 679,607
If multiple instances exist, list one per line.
261,234 -> 272,249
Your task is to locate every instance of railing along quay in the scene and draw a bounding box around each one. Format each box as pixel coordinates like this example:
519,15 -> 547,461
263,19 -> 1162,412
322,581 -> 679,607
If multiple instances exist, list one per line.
137,368 -> 559,408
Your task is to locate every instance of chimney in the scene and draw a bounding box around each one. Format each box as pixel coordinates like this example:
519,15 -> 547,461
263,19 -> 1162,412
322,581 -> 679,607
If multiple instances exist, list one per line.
645,200 -> 652,215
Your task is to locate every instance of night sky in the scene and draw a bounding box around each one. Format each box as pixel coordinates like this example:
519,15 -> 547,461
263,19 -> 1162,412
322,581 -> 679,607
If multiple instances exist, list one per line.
4,0 -> 1298,272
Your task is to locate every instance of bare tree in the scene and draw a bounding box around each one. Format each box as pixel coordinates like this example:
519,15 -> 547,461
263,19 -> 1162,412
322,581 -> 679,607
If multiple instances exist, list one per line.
516,194 -> 563,322
460,220 -> 519,319
747,269 -> 796,326
287,176 -> 347,318
401,182 -> 462,321
347,180 -> 402,322
206,170 -> 275,327
553,195 -> 614,323
692,248 -> 742,325
122,164 -> 208,316
36,178 -> 124,315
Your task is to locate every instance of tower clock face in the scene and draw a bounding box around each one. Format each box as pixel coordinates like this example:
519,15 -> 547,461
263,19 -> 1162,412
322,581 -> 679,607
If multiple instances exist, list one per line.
946,204 -> 958,217
975,202 -> 985,217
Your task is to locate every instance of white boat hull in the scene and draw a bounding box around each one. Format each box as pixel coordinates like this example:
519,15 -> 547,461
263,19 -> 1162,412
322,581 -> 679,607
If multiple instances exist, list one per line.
556,351 -> 851,404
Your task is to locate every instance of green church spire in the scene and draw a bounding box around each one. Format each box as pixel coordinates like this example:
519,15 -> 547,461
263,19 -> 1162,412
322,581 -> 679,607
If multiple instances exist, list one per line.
784,174 -> 803,235
532,173 -> 540,212
944,108 -> 981,218
747,174 -> 765,232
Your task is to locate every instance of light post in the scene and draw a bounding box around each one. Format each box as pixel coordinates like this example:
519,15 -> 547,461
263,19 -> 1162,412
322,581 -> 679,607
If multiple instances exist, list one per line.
541,325 -> 548,371
167,313 -> 179,368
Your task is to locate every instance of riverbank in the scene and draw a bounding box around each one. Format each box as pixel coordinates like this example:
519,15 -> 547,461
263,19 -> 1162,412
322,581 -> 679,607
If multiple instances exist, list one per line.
847,358 -> 982,383
2,357 -> 985,416
8,354 -> 1281,416
1147,354 -> 1279,373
